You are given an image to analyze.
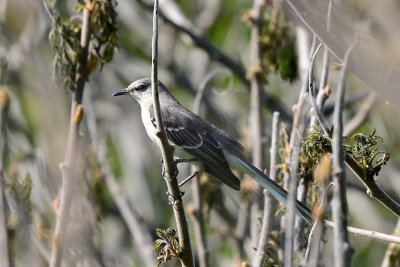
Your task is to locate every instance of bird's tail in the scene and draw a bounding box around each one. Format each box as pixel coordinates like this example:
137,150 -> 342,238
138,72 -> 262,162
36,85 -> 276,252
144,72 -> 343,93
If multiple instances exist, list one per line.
229,155 -> 314,224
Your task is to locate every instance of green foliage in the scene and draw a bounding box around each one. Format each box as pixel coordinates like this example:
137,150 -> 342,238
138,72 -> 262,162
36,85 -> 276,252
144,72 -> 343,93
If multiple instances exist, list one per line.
303,129 -> 332,164
345,129 -> 390,178
44,0 -> 118,91
153,228 -> 181,267
244,4 -> 298,82
303,128 -> 390,179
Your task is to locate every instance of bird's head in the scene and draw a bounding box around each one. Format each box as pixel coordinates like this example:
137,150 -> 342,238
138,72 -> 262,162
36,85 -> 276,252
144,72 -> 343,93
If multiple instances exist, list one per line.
113,77 -> 166,104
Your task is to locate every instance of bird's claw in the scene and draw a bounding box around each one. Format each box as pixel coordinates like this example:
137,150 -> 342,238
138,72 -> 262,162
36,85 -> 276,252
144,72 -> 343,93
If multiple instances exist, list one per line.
165,191 -> 184,206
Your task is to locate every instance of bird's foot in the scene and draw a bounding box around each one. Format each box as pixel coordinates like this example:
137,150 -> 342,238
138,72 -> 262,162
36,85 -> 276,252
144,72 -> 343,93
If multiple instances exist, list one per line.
166,191 -> 185,206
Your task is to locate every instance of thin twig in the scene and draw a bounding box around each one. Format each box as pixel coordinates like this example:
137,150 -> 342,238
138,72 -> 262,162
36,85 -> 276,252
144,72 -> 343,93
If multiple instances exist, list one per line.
249,0 -> 266,250
151,1 -> 194,266
284,125 -> 303,267
253,112 -> 280,267
50,4 -> 91,266
188,75 -> 212,267
343,92 -> 377,136
309,0 -> 331,128
0,57 -> 11,267
308,42 -> 331,135
98,143 -> 156,265
331,38 -> 358,267
283,36 -> 317,263
326,221 -> 400,245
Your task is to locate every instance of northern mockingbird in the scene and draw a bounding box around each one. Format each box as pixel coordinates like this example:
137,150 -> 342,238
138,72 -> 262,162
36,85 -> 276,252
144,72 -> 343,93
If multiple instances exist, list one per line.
113,77 -> 313,223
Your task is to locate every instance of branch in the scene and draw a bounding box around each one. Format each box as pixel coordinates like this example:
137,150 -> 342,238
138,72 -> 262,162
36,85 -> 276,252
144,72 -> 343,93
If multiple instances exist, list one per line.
151,1 -> 194,266
308,42 -> 331,134
99,143 -> 156,265
343,92 -> 376,136
189,75 -> 211,267
309,0 -> 332,129
50,4 -> 92,266
0,57 -> 11,267
249,0 -> 266,250
331,39 -> 358,267
283,36 -> 317,264
253,112 -> 280,267
325,220 -> 400,245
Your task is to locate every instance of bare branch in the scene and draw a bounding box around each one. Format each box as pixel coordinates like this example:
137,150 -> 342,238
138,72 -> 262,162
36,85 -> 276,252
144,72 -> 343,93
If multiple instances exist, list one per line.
308,42 -> 331,135
253,112 -> 280,267
151,1 -> 194,266
249,0 -> 266,250
188,75 -> 213,267
325,220 -> 400,245
99,143 -> 156,265
343,92 -> 377,136
0,57 -> 11,267
331,39 -> 358,267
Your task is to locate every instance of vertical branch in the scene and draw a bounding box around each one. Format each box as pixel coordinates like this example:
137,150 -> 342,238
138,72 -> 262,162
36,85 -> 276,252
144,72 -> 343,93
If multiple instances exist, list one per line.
50,5 -> 92,267
331,39 -> 358,267
381,219 -> 400,267
150,1 -> 194,266
190,77 -> 211,267
283,37 -> 317,265
253,112 -> 280,267
305,154 -> 332,267
0,57 -> 11,267
249,0 -> 266,248
310,0 -> 332,129
284,124 -> 303,267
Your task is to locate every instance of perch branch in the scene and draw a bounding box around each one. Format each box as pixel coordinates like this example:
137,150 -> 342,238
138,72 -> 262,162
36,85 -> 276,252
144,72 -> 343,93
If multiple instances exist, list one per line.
151,1 -> 194,266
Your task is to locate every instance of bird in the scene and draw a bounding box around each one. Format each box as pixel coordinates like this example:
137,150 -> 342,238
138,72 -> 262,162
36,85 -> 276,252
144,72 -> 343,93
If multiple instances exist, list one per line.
113,77 -> 313,224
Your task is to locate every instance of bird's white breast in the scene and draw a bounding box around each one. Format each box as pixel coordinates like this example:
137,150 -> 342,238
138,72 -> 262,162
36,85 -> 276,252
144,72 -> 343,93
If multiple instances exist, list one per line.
140,100 -> 192,160
140,100 -> 161,147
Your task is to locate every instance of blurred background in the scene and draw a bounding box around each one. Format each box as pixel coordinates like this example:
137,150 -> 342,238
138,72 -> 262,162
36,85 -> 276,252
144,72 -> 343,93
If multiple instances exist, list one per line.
1,0 -> 400,266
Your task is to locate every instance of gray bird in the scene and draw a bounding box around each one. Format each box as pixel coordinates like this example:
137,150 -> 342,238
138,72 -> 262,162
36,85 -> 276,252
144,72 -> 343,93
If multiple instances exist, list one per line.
113,77 -> 313,223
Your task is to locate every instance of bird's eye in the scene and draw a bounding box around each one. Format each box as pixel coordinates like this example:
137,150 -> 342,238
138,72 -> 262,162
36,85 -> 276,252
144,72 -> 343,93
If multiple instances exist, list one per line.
136,84 -> 146,91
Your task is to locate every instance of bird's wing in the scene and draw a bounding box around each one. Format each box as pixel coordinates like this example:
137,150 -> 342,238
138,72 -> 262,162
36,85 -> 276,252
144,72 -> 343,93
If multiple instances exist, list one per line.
149,104 -> 240,191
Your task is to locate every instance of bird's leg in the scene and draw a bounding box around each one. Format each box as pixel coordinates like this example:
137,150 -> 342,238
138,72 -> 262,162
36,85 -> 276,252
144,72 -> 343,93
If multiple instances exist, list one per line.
178,163 -> 204,188
161,158 -> 179,178
179,171 -> 201,188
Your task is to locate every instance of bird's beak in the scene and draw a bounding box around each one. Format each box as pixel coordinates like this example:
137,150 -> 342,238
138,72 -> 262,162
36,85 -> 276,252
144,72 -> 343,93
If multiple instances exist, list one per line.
112,88 -> 129,96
